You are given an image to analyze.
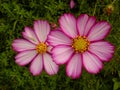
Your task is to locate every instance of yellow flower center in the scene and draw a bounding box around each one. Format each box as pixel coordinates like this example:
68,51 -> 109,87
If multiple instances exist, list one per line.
36,43 -> 47,54
72,36 -> 90,53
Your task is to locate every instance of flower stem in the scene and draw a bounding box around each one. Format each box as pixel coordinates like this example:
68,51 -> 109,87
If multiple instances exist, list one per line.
92,0 -> 98,16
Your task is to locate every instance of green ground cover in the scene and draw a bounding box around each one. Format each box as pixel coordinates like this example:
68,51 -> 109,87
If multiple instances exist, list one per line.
0,0 -> 120,90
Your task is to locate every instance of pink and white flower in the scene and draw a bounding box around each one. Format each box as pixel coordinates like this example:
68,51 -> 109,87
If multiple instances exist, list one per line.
48,13 -> 114,79
12,20 -> 59,76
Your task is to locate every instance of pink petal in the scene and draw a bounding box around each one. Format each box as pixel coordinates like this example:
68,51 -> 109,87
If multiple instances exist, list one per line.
12,39 -> 36,52
30,54 -> 43,76
87,21 -> 111,41
15,50 -> 37,66
89,41 -> 114,62
83,16 -> 96,36
70,0 -> 76,9
66,54 -> 82,79
59,13 -> 77,38
48,30 -> 72,46
52,45 -> 74,65
47,45 -> 53,53
77,15 -> 96,36
43,53 -> 59,75
22,27 -> 39,44
34,20 -> 50,42
83,51 -> 103,74
77,14 -> 89,36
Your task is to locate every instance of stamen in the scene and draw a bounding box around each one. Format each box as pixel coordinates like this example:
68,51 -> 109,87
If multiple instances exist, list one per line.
36,43 -> 47,54
72,36 -> 90,53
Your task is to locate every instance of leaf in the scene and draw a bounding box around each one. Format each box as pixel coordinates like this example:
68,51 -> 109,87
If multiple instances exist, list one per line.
113,82 -> 120,90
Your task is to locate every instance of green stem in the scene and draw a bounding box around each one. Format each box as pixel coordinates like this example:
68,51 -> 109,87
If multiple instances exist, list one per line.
92,0 -> 98,16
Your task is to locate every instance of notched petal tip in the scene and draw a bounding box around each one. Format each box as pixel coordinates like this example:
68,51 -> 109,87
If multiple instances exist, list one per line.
24,26 -> 32,32
83,52 -> 103,74
66,54 -> 82,79
34,20 -> 50,42
59,13 -> 77,38
11,39 -> 36,52
15,50 -> 37,66
87,21 -> 111,41
43,53 -> 59,75
89,41 -> 115,62
30,55 -> 43,76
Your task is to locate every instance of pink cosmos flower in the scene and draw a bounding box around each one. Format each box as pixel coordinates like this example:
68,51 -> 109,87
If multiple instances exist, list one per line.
48,13 -> 114,79
70,0 -> 76,9
12,20 -> 59,76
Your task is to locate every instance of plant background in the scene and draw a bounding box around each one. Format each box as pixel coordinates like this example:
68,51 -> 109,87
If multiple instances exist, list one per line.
0,0 -> 120,90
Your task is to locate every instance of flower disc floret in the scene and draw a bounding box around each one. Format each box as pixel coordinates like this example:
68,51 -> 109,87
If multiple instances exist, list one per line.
36,43 -> 47,54
72,36 -> 90,53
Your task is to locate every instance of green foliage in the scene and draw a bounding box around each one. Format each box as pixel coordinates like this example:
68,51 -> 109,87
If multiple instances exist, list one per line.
0,0 -> 120,89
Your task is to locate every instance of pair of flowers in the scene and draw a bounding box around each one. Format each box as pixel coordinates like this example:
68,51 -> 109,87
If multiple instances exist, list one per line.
12,13 -> 114,79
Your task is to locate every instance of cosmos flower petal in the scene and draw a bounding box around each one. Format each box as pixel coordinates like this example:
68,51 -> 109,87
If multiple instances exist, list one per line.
43,53 -> 59,75
77,14 -> 89,36
66,54 -> 82,79
30,54 -> 43,76
89,41 -> 114,62
12,39 -> 36,52
15,50 -> 37,66
83,16 -> 96,36
22,27 -> 39,44
34,20 -> 50,42
47,45 -> 53,53
59,13 -> 77,38
87,21 -> 111,41
83,51 -> 103,74
52,45 -> 74,65
48,30 -> 72,46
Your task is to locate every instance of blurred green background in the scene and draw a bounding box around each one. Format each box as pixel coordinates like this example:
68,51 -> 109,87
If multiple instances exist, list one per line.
0,0 -> 120,90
